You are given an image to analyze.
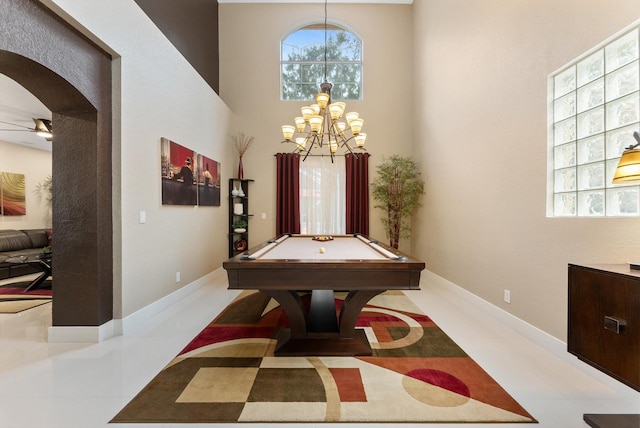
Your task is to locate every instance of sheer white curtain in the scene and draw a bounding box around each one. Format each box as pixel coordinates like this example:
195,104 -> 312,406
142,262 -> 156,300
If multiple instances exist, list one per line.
299,156 -> 346,235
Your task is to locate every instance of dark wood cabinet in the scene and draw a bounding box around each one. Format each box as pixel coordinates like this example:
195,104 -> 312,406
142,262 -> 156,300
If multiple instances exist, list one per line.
568,264 -> 640,392
228,178 -> 253,258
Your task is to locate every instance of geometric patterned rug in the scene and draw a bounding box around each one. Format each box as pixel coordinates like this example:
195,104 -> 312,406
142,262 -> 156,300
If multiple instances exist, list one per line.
111,290 -> 537,424
0,283 -> 52,313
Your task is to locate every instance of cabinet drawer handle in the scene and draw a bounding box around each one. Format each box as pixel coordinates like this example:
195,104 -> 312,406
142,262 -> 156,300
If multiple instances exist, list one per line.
604,316 -> 626,334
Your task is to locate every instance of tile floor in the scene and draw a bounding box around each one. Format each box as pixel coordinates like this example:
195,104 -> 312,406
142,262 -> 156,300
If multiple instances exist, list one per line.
0,269 -> 638,428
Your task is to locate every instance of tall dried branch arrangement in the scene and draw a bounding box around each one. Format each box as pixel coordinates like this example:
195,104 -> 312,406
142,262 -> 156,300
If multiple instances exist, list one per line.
232,132 -> 254,157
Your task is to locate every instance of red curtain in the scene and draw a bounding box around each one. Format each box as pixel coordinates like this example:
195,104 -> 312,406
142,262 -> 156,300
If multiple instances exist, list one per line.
345,153 -> 370,236
276,153 -> 301,236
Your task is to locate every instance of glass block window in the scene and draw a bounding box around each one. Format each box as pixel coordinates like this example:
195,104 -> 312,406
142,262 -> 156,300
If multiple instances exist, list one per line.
549,25 -> 640,216
281,23 -> 362,101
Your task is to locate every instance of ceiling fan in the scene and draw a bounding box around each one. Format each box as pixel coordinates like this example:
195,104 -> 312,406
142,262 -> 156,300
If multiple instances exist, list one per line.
0,118 -> 53,141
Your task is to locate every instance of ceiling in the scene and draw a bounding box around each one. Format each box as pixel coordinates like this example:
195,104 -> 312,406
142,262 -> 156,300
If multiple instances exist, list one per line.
0,74 -> 53,152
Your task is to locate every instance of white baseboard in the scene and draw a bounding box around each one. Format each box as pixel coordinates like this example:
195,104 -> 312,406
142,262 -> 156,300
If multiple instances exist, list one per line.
424,270 -> 639,396
47,269 -> 221,343
48,320 -> 118,343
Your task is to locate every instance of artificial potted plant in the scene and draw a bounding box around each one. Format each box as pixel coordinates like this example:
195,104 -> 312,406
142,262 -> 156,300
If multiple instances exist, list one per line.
232,219 -> 248,233
371,155 -> 425,249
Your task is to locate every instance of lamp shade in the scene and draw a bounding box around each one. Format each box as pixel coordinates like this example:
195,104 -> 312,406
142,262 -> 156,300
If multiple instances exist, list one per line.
316,92 -> 330,109
349,117 -> 364,135
345,112 -> 359,124
301,106 -> 314,121
613,149 -> 640,183
329,102 -> 345,120
282,125 -> 295,141
309,115 -> 323,133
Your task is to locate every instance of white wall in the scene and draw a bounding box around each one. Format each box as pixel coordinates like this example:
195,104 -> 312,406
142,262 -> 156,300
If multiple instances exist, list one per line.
0,141 -> 52,229
413,0 -> 640,340
45,0 -> 236,319
219,3 -> 414,250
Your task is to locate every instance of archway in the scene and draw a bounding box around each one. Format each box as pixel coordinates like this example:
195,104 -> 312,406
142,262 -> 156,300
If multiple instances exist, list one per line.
0,0 -> 113,329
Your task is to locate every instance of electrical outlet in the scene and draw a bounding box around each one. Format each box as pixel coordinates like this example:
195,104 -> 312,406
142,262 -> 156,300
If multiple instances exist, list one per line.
503,289 -> 511,304
176,271 -> 181,283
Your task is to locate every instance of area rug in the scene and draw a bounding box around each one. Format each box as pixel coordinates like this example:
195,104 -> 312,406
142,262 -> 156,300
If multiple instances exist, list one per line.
111,290 -> 537,424
0,283 -> 51,314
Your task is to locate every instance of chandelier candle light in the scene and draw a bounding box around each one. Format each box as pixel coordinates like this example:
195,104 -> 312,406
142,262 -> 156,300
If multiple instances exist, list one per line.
280,0 -> 367,161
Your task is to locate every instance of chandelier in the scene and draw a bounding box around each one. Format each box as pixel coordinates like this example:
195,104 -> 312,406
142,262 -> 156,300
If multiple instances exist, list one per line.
280,0 -> 367,161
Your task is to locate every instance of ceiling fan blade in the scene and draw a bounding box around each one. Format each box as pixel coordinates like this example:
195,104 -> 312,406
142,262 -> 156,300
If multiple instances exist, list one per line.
0,120 -> 35,130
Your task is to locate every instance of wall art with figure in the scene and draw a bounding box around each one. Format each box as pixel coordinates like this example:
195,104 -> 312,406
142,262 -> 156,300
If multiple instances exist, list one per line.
160,138 -> 221,207
197,154 -> 221,206
0,171 -> 26,216
161,138 -> 197,206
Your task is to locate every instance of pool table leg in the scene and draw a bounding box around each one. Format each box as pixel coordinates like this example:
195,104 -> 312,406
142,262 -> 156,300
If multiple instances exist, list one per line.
260,290 -> 307,339
339,290 -> 385,338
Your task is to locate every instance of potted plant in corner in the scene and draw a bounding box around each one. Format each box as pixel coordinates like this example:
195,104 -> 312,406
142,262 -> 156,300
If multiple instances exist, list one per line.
232,219 -> 248,233
371,155 -> 425,249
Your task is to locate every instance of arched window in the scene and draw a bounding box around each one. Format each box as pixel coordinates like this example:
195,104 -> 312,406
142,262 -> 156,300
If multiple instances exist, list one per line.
281,23 -> 362,101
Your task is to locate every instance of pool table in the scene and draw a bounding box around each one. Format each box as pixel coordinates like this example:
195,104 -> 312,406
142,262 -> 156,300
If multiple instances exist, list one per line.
223,234 -> 426,356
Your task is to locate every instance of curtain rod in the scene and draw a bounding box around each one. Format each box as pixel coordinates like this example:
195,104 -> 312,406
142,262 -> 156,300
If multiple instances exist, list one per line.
273,153 -> 370,157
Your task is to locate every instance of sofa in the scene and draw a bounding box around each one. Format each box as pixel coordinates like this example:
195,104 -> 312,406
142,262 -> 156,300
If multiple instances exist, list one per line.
0,229 -> 52,280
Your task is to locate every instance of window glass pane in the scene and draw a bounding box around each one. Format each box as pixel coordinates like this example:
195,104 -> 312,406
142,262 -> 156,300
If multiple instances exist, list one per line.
555,143 -> 576,168
554,117 -> 576,145
554,193 -> 576,216
578,190 -> 605,216
605,29 -> 639,73
606,124 -> 639,159
577,163 -> 604,190
550,26 -> 640,218
577,50 -> 604,87
555,168 -> 576,192
606,92 -> 639,130
577,134 -> 605,164
605,61 -> 639,102
281,25 -> 362,101
577,78 -> 604,113
577,107 -> 604,139
554,67 -> 576,98
606,186 -> 640,215
554,92 -> 576,122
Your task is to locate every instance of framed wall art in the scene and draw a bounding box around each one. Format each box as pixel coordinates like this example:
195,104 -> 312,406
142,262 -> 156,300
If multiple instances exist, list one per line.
0,171 -> 26,216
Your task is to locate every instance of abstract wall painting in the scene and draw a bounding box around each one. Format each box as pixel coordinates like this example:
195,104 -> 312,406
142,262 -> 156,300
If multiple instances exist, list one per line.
0,172 -> 26,216
160,138 -> 221,207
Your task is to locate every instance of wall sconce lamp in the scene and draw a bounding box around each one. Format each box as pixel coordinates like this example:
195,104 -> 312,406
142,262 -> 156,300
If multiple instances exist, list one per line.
612,131 -> 640,184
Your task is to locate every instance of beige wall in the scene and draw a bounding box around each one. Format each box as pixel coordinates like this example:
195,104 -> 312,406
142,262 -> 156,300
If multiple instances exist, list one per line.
219,3 -> 414,250
0,141 -> 52,229
413,0 -> 640,340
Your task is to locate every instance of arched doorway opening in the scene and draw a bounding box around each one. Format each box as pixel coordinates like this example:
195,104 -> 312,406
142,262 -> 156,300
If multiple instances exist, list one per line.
0,0 -> 114,331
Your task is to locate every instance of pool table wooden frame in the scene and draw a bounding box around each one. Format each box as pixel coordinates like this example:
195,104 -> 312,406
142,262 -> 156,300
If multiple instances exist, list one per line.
223,234 -> 425,356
